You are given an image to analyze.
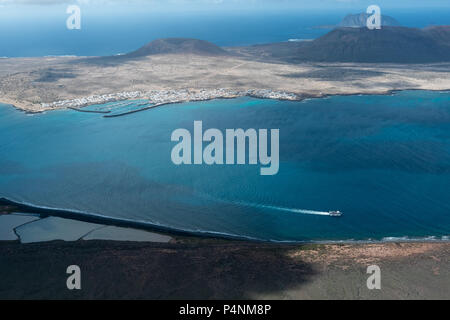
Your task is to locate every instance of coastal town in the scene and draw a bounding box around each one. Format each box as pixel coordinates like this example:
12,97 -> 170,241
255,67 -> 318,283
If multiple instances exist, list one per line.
40,88 -> 301,111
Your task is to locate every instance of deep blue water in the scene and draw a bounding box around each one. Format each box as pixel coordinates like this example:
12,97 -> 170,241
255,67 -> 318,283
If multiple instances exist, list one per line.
1,91 -> 449,241
0,8 -> 449,57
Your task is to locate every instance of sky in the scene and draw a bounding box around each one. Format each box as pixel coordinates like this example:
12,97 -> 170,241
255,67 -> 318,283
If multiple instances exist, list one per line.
1,1 -> 449,19
1,0 -> 450,11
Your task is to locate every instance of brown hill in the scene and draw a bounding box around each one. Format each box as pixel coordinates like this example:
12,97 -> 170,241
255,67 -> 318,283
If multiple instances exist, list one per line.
126,38 -> 230,58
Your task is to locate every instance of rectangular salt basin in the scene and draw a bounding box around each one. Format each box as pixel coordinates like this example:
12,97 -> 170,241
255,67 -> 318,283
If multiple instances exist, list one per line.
0,214 -> 40,241
16,216 -> 103,243
13,215 -> 172,243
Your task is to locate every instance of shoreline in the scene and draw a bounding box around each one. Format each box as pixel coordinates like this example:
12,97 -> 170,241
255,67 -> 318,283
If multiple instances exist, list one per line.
1,197 -> 448,245
1,87 -> 450,115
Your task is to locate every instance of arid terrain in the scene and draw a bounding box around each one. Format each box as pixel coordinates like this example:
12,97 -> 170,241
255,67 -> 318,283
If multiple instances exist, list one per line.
1,26 -> 450,112
2,200 -> 448,300
1,46 -> 450,112
0,240 -> 448,299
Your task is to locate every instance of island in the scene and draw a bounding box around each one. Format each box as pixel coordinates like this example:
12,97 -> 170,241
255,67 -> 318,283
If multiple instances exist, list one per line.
1,26 -> 450,113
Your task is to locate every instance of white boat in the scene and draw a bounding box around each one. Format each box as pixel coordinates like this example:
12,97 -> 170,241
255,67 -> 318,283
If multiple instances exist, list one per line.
329,210 -> 343,217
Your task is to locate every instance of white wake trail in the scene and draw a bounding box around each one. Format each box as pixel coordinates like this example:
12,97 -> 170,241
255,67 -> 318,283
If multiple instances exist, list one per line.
260,205 -> 331,216
199,194 -> 333,217
236,201 -> 331,216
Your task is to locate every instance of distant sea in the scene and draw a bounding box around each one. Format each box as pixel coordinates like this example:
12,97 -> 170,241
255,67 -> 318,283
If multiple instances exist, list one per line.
0,8 -> 449,57
1,91 -> 449,242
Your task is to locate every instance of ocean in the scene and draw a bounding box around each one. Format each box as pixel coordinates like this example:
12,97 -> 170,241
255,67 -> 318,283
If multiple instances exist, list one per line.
1,91 -> 449,242
0,7 -> 449,57
1,7 -> 450,242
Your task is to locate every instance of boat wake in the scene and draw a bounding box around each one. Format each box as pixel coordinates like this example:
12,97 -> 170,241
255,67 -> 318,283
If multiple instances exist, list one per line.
238,202 -> 332,216
197,193 -> 336,217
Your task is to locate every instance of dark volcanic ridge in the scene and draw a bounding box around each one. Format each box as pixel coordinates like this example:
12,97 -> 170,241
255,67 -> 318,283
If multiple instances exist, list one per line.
231,26 -> 450,63
295,26 -> 450,63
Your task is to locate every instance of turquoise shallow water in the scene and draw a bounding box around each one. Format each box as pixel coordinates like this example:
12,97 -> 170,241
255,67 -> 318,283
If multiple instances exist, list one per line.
1,91 -> 450,242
